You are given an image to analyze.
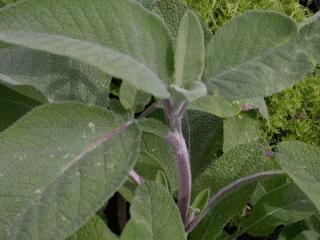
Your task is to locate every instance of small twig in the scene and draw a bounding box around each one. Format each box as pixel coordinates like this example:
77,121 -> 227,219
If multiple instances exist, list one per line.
117,194 -> 127,232
186,170 -> 286,233
129,170 -> 144,186
138,101 -> 161,119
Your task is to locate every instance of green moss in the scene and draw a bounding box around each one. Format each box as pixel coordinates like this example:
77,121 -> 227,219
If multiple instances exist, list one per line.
263,67 -> 320,146
184,0 -> 310,32
0,0 -> 16,7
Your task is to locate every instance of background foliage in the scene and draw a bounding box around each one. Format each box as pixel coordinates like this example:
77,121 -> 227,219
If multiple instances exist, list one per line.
184,0 -> 320,147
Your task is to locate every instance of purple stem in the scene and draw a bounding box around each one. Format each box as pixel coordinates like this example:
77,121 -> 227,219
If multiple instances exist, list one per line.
186,170 -> 285,233
138,102 -> 161,119
129,170 -> 144,186
164,99 -> 191,224
61,121 -> 133,175
166,131 -> 191,223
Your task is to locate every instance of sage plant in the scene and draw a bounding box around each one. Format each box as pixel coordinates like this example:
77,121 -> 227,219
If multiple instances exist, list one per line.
0,0 -> 320,239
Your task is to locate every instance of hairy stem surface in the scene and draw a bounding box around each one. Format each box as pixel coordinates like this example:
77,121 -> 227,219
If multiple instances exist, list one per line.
164,99 -> 191,224
129,170 -> 144,186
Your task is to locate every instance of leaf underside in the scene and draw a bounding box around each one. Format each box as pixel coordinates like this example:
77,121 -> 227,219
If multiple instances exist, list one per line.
0,0 -> 173,98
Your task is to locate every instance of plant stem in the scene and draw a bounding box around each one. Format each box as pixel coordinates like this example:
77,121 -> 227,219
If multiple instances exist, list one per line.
129,170 -> 144,186
138,101 -> 161,119
185,170 -> 285,233
117,194 -> 127,232
164,99 -> 191,224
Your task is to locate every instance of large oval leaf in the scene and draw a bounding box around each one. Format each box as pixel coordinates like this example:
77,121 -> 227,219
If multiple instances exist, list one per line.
299,11 -> 320,63
203,11 -> 316,100
0,0 -> 172,98
67,215 -> 118,240
135,132 -> 179,193
189,95 -> 240,118
223,114 -> 262,153
241,182 -> 317,236
190,141 -> 276,240
276,141 -> 320,211
183,110 -> 224,180
121,182 -> 186,240
0,47 -> 111,105
0,103 -> 141,240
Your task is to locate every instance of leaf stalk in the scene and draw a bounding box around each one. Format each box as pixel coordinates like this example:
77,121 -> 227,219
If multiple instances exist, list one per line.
164,98 -> 191,224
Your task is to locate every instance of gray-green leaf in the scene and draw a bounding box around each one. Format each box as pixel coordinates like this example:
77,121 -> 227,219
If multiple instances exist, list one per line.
135,133 -> 178,193
121,182 -> 186,240
119,81 -> 151,112
203,11 -> 316,100
150,0 -> 212,44
0,47 -> 111,105
67,215 -> 118,240
0,0 -> 173,98
174,10 -> 205,97
190,95 -> 240,118
276,141 -> 320,211
241,182 -> 317,236
223,114 -> 262,153
183,110 -> 224,180
299,11 -> 320,63
190,141 -> 276,240
0,103 -> 141,240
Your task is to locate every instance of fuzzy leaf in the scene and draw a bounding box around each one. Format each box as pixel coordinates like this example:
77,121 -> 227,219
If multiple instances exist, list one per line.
204,11 -> 316,100
190,95 -> 240,118
135,133 -> 178,193
190,141 -> 276,240
139,118 -> 170,138
276,141 -> 320,211
241,182 -> 317,236
223,114 -> 262,152
299,12 -> 320,63
119,81 -> 151,112
173,10 -> 205,101
0,47 -> 111,105
155,170 -> 170,191
189,187 -> 254,240
150,0 -> 211,44
0,0 -> 172,98
67,215 -> 118,240
121,182 -> 186,240
191,188 -> 210,213
0,103 -> 141,240
183,110 -> 224,180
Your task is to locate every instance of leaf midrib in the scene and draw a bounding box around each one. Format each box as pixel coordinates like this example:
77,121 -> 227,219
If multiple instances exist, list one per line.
7,120 -> 133,238
243,183 -> 317,234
